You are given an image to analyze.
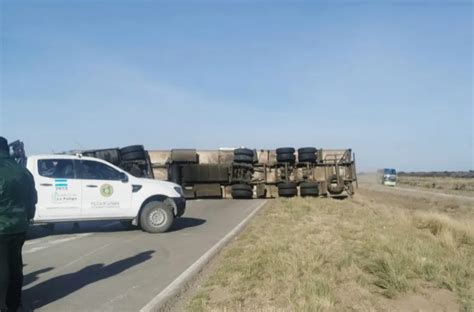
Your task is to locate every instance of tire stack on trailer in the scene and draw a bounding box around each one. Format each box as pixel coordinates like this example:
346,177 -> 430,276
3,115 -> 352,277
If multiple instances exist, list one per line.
231,148 -> 255,199
82,149 -> 121,166
276,147 -> 320,198
82,145 -> 153,178
297,147 -> 319,197
276,147 -> 297,197
119,145 -> 150,178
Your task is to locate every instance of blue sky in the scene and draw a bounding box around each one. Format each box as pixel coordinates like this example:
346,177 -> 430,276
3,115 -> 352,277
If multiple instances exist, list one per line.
1,1 -> 472,171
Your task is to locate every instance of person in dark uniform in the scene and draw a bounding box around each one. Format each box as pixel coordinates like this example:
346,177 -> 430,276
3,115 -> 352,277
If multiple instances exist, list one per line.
0,137 -> 37,312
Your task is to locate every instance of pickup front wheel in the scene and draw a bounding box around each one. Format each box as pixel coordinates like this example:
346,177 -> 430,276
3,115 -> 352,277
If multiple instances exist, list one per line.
140,201 -> 174,233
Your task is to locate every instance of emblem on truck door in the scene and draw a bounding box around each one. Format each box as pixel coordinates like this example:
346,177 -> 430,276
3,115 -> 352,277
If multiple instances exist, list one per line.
100,184 -> 114,197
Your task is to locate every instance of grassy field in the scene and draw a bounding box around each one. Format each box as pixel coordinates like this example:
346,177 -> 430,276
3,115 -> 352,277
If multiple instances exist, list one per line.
187,191 -> 474,311
397,176 -> 474,197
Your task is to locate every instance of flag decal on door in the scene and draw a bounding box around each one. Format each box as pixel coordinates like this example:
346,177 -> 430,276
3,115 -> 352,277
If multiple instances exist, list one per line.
55,179 -> 68,190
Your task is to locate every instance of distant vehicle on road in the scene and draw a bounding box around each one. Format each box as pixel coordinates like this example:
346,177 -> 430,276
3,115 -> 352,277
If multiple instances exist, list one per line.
24,154 -> 185,233
379,168 -> 397,186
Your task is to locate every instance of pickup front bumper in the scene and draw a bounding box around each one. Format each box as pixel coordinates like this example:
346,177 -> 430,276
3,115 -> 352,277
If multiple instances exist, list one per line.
171,196 -> 186,217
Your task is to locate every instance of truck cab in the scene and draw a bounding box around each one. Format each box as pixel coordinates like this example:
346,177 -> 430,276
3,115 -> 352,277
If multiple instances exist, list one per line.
381,168 -> 397,186
26,154 -> 186,233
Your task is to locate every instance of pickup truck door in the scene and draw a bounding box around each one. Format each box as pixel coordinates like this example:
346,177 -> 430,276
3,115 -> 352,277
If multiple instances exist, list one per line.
79,160 -> 132,218
35,159 -> 82,220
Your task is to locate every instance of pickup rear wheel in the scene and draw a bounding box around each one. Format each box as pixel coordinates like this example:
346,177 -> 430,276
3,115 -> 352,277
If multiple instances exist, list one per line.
140,201 -> 174,233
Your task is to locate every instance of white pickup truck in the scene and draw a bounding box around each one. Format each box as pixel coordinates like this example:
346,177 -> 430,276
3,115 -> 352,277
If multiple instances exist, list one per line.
25,154 -> 186,233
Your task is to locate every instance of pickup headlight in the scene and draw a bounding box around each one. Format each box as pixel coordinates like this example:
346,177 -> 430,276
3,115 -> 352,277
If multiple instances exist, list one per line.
174,186 -> 184,196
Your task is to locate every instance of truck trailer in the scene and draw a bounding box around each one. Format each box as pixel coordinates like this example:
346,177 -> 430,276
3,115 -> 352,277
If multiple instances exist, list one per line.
148,147 -> 357,199
10,142 -> 357,199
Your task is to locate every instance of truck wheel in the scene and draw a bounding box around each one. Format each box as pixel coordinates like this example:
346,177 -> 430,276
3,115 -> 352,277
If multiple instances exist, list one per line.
298,153 -> 316,163
234,148 -> 254,157
276,147 -> 295,154
327,175 -> 344,195
278,188 -> 297,197
94,149 -> 121,166
298,147 -> 317,163
297,147 -> 317,154
231,190 -> 253,199
120,145 -> 146,161
231,184 -> 253,199
300,181 -> 319,196
278,182 -> 297,197
140,201 -> 174,233
233,154 -> 254,163
234,148 -> 254,164
276,153 -> 296,163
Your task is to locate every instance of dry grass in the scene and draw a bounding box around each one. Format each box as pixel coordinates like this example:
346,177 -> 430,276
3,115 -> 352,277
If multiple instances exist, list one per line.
187,194 -> 474,311
398,176 -> 474,197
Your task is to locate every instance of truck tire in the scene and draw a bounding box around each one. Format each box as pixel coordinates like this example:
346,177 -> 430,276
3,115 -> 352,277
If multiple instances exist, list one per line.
276,147 -> 295,154
140,201 -> 174,233
300,181 -> 319,196
231,190 -> 253,199
298,147 -> 317,154
82,151 -> 96,158
120,145 -> 146,161
234,148 -> 254,157
278,181 -> 297,189
95,149 -> 121,166
298,152 -> 316,163
232,184 -> 252,191
278,188 -> 297,197
231,184 -> 253,199
278,182 -> 297,197
277,153 -> 296,163
327,175 -> 344,195
233,154 -> 254,163
129,164 -> 144,177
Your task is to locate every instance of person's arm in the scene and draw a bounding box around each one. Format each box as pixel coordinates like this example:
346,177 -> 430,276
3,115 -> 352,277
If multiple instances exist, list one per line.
0,174 -> 6,208
26,171 -> 37,221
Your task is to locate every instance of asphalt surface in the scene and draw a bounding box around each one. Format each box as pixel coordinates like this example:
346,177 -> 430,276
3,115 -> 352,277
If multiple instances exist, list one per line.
22,199 -> 266,311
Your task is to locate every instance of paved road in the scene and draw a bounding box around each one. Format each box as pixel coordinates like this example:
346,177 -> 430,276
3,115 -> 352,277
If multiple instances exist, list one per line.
22,199 -> 266,311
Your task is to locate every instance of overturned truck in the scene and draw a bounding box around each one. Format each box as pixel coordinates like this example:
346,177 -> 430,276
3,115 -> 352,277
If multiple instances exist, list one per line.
148,147 -> 357,199
82,146 -> 357,199
9,142 -> 357,199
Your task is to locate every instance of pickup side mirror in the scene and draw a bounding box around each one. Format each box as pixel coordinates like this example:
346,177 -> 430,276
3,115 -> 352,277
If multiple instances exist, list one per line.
120,172 -> 129,183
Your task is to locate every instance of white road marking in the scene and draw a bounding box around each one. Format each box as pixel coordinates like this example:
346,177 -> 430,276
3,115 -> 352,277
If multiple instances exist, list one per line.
140,200 -> 268,312
24,233 -> 93,255
24,221 -> 119,253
